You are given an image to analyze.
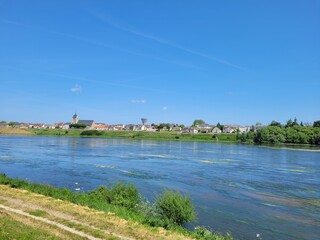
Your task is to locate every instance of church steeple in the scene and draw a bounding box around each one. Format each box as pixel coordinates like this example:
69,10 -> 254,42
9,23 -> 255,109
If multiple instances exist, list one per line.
72,113 -> 78,124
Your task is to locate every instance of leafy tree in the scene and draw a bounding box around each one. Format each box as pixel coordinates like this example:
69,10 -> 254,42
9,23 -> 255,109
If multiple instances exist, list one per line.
193,119 -> 205,127
313,120 -> 320,128
254,126 -> 285,144
269,120 -> 282,127
8,122 -> 19,127
285,119 -> 293,128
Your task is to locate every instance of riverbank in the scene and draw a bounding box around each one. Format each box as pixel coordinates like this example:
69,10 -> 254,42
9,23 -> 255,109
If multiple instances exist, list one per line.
0,174 -> 233,240
0,128 -> 237,143
0,128 -> 34,135
0,184 -> 188,240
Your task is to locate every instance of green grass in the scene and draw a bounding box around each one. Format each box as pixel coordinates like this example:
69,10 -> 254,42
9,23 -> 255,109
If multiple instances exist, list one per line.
0,215 -> 63,240
28,210 -> 48,217
31,129 -> 237,143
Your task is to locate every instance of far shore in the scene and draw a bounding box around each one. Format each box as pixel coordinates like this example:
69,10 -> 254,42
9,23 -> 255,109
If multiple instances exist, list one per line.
0,127 -> 238,143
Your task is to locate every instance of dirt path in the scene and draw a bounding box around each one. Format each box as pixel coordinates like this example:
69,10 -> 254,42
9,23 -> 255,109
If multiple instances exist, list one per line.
0,195 -> 134,240
0,185 -> 191,240
0,203 -> 101,240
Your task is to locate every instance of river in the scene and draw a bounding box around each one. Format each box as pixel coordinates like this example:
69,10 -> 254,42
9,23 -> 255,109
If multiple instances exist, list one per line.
0,136 -> 319,239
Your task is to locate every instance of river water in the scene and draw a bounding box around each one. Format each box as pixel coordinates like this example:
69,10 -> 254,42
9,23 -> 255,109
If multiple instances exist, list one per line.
0,136 -> 319,239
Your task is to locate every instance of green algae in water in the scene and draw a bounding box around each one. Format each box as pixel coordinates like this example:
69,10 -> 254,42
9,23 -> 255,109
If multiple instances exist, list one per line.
288,169 -> 309,173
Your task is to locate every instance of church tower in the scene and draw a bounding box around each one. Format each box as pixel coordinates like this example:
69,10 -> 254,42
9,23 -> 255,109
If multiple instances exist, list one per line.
72,113 -> 79,124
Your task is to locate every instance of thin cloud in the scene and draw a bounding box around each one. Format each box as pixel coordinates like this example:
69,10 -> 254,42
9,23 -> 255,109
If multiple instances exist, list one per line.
163,106 -> 168,111
94,14 -> 244,70
0,19 -> 194,69
131,99 -> 146,104
71,84 -> 82,93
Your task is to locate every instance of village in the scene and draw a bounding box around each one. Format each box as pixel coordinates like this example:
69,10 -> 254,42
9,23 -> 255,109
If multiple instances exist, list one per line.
0,113 -> 262,134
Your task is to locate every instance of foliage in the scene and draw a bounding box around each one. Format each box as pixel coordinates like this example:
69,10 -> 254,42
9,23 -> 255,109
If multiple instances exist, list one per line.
238,125 -> 320,145
89,182 -> 139,210
285,118 -> 299,128
155,190 -> 196,226
194,226 -> 233,240
254,126 -> 286,144
8,121 -> 19,127
80,130 -> 103,136
193,120 -> 205,127
269,120 -> 282,127
313,120 -> 320,128
69,123 -> 87,129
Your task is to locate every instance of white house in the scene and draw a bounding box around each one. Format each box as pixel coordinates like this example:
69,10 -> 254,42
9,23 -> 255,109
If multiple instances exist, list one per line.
212,127 -> 222,134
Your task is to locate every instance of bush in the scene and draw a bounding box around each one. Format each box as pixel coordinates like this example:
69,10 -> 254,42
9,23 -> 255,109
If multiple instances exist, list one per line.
69,123 -> 87,129
80,130 -> 103,136
155,190 -> 196,226
194,226 -> 233,240
89,182 -> 139,210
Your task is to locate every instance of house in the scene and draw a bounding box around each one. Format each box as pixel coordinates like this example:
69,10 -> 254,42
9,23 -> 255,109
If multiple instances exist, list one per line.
54,122 -> 65,129
212,127 -> 222,134
182,128 -> 198,134
223,124 -> 241,133
196,124 -> 214,133
0,122 -> 8,128
77,120 -> 95,129
133,124 -> 154,131
71,113 -> 95,129
94,123 -> 108,131
62,123 -> 70,129
171,126 -> 182,132
238,126 -> 251,133
107,124 -> 125,131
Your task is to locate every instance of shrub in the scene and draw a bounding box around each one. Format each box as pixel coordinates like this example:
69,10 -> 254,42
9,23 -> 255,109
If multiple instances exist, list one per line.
109,182 -> 139,209
194,226 -> 233,240
89,182 -> 139,210
155,190 -> 196,226
80,130 -> 102,136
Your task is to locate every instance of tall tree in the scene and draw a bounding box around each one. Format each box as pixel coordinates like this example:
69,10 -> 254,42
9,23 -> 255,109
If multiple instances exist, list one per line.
270,120 -> 282,127
313,120 -> 320,128
192,119 -> 205,126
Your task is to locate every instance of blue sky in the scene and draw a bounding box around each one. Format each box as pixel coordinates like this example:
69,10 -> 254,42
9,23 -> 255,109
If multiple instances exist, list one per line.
0,0 -> 319,125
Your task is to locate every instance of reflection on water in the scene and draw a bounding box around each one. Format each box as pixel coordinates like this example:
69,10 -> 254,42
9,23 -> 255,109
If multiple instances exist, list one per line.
0,136 -> 319,240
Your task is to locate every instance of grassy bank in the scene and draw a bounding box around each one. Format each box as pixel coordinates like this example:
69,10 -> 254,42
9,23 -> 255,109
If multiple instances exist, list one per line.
0,174 -> 233,240
0,128 -> 34,135
26,129 -> 237,143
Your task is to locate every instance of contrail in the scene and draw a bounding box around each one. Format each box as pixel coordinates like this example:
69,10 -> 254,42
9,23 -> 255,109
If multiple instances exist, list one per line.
0,19 -> 195,69
94,14 -> 245,70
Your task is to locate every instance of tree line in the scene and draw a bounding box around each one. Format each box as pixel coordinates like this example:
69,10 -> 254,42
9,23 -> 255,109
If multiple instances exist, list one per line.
238,119 -> 320,145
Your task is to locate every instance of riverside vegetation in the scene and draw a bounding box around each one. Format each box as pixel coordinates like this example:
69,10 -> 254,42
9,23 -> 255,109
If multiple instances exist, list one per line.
28,129 -> 237,143
0,173 -> 233,240
237,119 -> 320,145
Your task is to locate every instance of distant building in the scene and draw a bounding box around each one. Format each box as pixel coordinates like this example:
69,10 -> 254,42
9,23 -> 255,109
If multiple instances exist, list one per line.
71,113 -> 95,129
0,122 -> 8,128
72,113 -> 79,124
212,127 -> 222,134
